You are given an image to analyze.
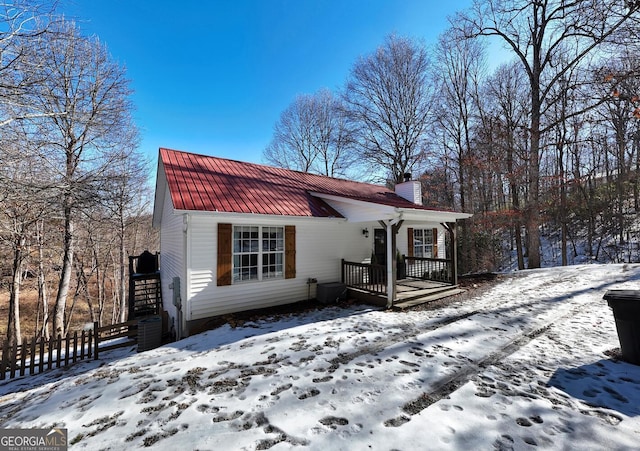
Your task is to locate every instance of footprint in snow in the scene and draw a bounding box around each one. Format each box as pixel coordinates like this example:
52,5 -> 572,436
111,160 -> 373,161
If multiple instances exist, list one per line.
270,384 -> 292,396
196,404 -> 220,414
298,388 -> 320,400
493,434 -> 514,451
474,388 -> 496,399
399,360 -> 420,367
312,376 -> 333,383
383,415 -> 410,427
602,385 -> 629,403
318,416 -> 349,428
438,404 -> 463,412
582,388 -> 600,398
211,410 -> 244,423
580,408 -> 623,425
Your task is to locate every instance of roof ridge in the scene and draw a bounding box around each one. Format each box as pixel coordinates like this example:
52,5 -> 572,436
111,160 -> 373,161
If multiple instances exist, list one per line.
159,147 -> 390,191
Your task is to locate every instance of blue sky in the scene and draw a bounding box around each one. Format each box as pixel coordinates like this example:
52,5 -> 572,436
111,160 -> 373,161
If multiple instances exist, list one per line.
63,0 -> 475,168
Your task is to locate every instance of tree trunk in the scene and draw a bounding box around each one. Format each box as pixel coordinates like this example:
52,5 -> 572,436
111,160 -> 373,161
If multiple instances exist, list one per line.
507,128 -> 525,270
559,143 -> 568,266
118,214 -> 127,323
111,252 -> 119,324
95,260 -> 104,327
458,152 -> 470,274
635,134 -> 640,211
6,235 -> 25,349
36,220 -> 50,340
77,260 -> 95,323
616,137 -> 626,245
527,81 -> 542,269
53,206 -> 74,337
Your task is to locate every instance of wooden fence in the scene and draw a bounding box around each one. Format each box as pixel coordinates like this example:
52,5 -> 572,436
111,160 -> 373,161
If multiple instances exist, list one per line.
0,319 -> 138,380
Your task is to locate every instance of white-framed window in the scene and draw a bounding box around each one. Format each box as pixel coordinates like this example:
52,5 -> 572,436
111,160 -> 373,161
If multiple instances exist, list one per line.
413,229 -> 434,258
232,225 -> 284,282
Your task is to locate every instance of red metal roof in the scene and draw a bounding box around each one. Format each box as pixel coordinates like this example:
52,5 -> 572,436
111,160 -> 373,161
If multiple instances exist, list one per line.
160,148 -> 429,217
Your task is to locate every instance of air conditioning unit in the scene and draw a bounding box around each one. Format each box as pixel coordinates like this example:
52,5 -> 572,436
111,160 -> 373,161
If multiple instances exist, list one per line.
138,315 -> 162,352
317,282 -> 347,304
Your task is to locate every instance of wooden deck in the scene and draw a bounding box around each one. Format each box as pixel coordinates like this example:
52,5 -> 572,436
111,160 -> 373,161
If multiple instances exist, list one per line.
347,277 -> 465,309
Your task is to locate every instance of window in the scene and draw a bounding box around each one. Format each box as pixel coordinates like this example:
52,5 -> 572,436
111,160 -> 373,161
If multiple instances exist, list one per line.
413,229 -> 434,258
232,226 -> 284,282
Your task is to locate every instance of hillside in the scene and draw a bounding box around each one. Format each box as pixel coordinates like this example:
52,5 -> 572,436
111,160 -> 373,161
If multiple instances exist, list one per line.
1,264 -> 639,449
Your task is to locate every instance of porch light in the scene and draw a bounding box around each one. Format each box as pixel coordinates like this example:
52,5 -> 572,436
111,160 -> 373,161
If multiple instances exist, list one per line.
362,228 -> 369,238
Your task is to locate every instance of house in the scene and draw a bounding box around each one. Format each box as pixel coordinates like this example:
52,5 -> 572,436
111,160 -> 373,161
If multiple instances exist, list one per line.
152,148 -> 472,338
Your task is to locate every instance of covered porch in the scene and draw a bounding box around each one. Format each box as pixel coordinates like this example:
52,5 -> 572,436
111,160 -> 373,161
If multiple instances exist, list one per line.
338,214 -> 469,308
342,252 -> 465,309
312,185 -> 472,309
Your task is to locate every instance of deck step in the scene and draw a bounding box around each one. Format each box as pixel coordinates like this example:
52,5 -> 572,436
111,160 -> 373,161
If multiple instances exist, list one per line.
393,288 -> 466,309
396,283 -> 460,300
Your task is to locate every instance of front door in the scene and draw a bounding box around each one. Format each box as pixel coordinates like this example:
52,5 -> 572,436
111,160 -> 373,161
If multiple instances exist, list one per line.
374,228 -> 386,266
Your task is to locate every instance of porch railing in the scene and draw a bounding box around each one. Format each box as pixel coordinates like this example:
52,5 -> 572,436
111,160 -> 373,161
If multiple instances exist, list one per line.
405,256 -> 452,284
341,259 -> 387,296
341,257 -> 454,297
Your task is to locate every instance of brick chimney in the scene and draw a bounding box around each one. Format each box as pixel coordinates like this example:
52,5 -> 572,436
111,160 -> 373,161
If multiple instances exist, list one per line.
395,173 -> 422,205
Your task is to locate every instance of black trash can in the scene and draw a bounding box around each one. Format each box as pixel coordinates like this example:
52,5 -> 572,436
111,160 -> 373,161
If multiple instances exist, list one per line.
603,290 -> 640,365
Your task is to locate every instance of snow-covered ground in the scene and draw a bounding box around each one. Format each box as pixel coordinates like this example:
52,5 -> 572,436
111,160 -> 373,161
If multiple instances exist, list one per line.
1,264 -> 640,450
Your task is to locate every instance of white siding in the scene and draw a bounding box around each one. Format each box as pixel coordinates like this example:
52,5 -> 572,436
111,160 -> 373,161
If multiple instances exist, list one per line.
158,192 -> 185,332
186,215 -> 367,320
394,180 -> 422,205
158,194 -> 451,328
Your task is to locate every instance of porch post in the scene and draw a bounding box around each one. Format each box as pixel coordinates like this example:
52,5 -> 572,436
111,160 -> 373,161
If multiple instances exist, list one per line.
386,221 -> 395,308
445,222 -> 458,285
383,218 -> 403,308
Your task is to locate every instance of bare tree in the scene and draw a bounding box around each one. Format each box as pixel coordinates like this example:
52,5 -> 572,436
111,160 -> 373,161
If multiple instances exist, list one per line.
455,0 -> 640,268
484,63 -> 530,269
0,3 -> 61,346
0,136 -> 51,348
0,1 -> 61,128
100,150 -> 149,323
343,34 -> 434,184
264,88 -> 355,177
545,66 -> 582,266
596,53 -> 640,245
433,28 -> 486,210
432,28 -> 486,272
265,93 -> 316,172
29,19 -> 138,337
308,89 -> 357,177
